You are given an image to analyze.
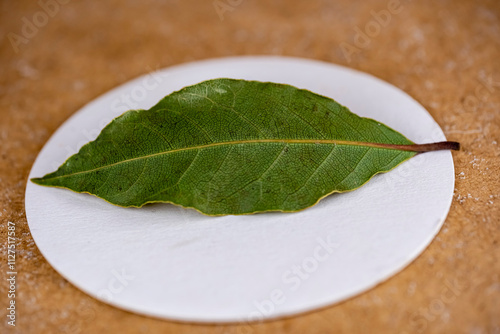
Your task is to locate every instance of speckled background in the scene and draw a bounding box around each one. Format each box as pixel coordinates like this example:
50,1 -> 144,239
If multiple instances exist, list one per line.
1,0 -> 499,333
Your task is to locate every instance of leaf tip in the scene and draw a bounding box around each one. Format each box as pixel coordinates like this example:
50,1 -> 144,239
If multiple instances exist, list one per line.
30,177 -> 46,185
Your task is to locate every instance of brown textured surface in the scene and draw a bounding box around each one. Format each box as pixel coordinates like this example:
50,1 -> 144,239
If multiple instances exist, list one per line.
1,0 -> 499,333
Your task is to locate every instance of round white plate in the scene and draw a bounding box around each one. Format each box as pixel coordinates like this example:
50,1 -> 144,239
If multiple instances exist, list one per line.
25,56 -> 455,323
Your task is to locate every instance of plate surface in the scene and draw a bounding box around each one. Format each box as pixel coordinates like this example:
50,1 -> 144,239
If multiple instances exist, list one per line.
25,56 -> 455,322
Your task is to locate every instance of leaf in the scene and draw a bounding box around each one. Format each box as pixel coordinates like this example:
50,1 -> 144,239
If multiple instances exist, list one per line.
32,79 -> 459,215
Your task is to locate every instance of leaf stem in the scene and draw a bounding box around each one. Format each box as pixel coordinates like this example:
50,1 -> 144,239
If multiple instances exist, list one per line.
386,141 -> 460,153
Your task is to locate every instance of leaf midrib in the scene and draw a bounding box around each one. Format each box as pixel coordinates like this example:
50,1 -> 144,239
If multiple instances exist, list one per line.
38,138 -> 415,181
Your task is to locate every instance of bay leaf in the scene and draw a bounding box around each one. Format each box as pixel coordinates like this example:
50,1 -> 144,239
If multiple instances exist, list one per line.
32,79 -> 459,215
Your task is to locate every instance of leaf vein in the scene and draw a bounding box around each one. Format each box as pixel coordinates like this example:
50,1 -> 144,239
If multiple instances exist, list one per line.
284,145 -> 337,201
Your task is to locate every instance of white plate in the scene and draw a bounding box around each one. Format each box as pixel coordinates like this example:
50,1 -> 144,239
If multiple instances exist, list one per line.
25,56 -> 455,323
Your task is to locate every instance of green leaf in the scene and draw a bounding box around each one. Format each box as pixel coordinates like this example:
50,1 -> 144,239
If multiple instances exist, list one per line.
32,78 -> 459,215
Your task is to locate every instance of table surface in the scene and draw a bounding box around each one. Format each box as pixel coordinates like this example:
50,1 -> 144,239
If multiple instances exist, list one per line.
1,0 -> 499,333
